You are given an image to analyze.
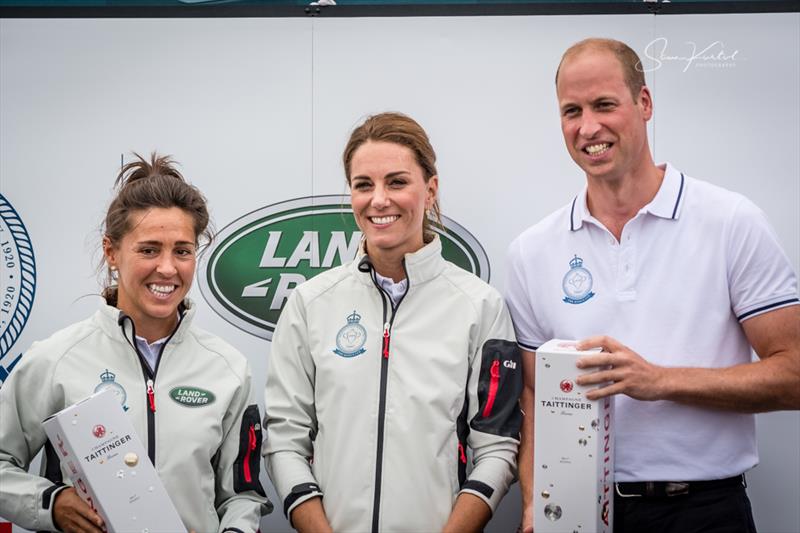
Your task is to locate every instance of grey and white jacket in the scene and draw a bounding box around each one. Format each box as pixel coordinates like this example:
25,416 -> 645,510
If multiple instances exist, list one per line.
264,237 -> 522,532
0,301 -> 272,532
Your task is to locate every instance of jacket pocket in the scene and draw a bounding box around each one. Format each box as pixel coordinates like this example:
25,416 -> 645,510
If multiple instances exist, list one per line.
234,404 -> 266,496
470,339 -> 523,438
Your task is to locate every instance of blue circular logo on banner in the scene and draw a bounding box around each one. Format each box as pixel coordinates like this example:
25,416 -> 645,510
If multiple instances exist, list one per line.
0,194 -> 37,383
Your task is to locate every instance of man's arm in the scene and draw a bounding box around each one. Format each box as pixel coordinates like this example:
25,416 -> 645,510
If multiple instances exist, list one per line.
519,349 -> 534,533
575,305 -> 800,412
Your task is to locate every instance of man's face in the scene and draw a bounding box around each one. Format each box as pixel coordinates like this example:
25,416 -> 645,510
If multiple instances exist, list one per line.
556,49 -> 652,182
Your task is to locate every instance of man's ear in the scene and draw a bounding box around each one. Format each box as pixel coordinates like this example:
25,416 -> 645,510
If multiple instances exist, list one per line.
638,86 -> 654,121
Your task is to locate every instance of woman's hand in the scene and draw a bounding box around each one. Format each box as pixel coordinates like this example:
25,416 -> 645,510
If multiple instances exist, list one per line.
53,488 -> 105,533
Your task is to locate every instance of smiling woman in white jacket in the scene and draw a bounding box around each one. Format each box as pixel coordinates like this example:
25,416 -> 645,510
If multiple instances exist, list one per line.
0,153 -> 271,533
264,113 -> 523,533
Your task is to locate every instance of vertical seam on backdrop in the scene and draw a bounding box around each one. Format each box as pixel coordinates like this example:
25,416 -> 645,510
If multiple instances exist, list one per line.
651,11 -> 657,158
311,19 -> 315,199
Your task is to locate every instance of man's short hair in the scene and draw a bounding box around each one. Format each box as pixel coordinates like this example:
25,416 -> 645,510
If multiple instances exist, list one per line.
556,38 -> 647,101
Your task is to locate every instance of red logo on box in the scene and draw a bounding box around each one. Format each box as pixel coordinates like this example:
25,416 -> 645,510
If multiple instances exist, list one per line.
56,434 -> 69,457
559,379 -> 574,393
92,425 -> 106,438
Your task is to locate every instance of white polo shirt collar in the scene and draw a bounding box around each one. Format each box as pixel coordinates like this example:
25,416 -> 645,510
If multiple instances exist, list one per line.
568,163 -> 687,231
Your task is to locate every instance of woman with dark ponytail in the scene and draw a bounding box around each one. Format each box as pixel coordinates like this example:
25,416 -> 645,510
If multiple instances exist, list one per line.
0,153 -> 272,532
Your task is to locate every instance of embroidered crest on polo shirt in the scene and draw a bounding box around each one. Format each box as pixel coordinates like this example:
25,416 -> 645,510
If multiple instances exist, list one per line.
333,310 -> 367,358
94,369 -> 129,411
562,255 -> 596,305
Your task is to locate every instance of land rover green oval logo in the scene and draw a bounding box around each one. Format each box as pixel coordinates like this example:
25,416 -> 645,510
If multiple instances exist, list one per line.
199,195 -> 490,341
169,386 -> 215,407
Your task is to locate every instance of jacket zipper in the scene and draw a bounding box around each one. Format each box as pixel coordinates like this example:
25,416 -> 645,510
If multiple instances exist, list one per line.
244,424 -> 257,483
369,262 -> 409,533
382,322 -> 391,359
118,312 -> 184,465
146,379 -> 156,412
371,294 -> 391,533
482,360 -> 501,418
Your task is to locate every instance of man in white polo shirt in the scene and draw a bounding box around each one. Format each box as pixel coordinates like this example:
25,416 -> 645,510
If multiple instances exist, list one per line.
506,38 -> 799,533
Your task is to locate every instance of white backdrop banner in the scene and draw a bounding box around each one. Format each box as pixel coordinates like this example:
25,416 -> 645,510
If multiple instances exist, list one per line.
1,12 -> 798,532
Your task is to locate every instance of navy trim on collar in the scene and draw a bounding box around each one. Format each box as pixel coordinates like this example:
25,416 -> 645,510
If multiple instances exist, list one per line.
568,165 -> 684,230
671,173 -> 685,220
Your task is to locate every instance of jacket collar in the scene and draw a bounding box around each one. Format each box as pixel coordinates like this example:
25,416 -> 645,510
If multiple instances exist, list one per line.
354,235 -> 446,288
96,299 -> 195,345
569,163 -> 686,231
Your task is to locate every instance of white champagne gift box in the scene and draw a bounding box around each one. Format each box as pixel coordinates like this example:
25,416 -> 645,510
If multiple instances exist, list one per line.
42,388 -> 186,533
534,339 -> 614,533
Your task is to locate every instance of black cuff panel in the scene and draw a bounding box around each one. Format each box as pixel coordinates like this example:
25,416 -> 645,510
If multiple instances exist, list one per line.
462,479 -> 495,500
283,482 -> 322,517
41,482 -> 65,510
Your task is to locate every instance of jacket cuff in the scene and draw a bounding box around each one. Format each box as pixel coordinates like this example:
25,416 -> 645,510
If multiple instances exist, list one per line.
43,483 -> 68,531
217,496 -> 273,533
462,453 -> 516,512
459,480 -> 497,511
265,451 -> 320,516
284,483 -> 323,525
